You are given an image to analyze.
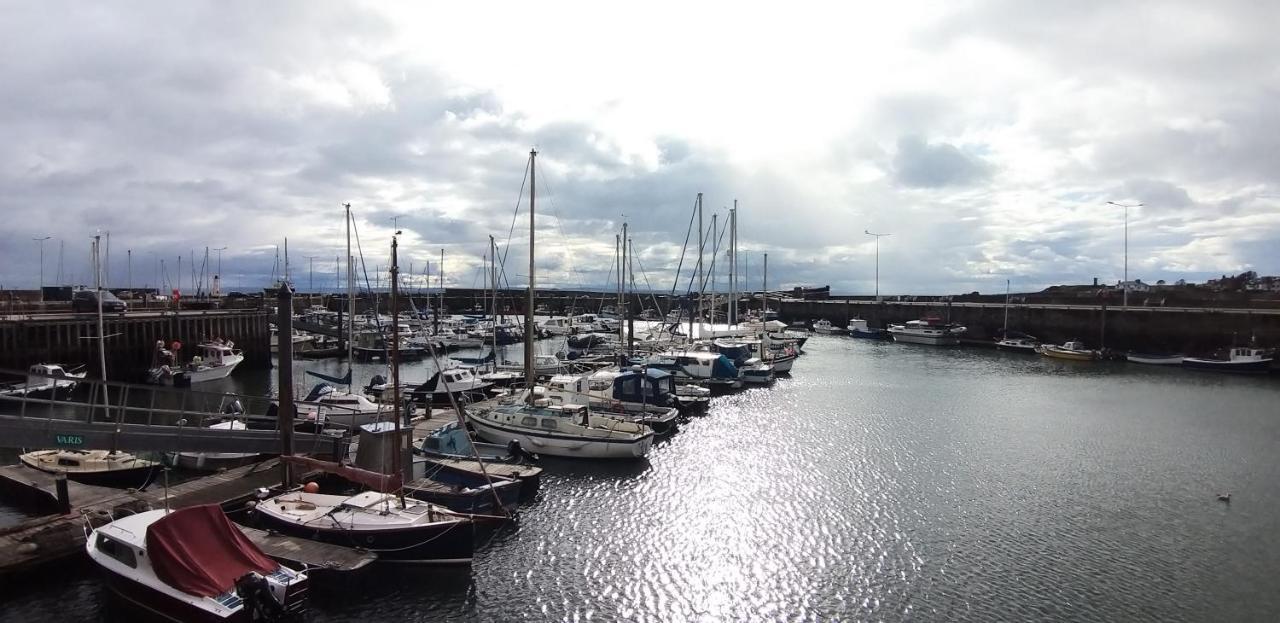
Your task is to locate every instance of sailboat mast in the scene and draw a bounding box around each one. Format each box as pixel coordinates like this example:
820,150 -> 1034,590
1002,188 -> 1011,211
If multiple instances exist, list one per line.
763,252 -> 769,314
616,233 -> 623,345
389,234 -> 406,493
1003,279 -> 1010,336
93,235 -> 107,383
490,235 -> 498,367
345,204 -> 354,376
621,221 -> 628,352
730,201 -> 737,326
693,193 -> 703,339
524,149 -> 537,394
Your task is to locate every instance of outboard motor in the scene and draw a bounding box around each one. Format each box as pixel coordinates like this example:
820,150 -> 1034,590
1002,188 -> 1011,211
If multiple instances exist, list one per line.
223,399 -> 245,416
235,572 -> 283,621
368,374 -> 386,390
507,439 -> 536,462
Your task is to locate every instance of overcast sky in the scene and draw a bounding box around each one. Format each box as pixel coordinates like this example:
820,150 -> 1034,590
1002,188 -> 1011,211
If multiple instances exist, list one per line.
2,1 -> 1277,295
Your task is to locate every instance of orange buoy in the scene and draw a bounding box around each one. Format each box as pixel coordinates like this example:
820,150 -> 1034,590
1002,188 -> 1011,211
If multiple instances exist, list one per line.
303,481 -> 320,493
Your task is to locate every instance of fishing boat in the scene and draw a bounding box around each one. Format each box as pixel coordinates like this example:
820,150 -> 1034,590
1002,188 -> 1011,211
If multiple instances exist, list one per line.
845,319 -> 885,339
148,341 -> 244,386
295,383 -> 390,430
1183,346 -> 1273,373
887,317 -> 966,346
496,354 -> 564,377
0,363 -> 86,397
378,366 -> 493,406
1126,352 -> 1184,365
1037,340 -> 1098,361
640,350 -> 742,390
739,358 -> 776,384
253,489 -> 474,564
996,336 -> 1039,353
542,369 -> 681,435
418,421 -> 536,463
20,449 -> 158,488
86,504 -> 309,622
812,319 -> 845,335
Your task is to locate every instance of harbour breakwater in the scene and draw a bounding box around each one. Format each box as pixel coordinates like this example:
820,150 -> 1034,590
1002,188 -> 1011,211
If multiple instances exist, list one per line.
0,310 -> 272,380
779,299 -> 1280,354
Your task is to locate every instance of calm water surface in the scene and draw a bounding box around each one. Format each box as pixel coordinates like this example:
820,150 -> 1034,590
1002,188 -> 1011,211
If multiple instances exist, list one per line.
3,335 -> 1279,621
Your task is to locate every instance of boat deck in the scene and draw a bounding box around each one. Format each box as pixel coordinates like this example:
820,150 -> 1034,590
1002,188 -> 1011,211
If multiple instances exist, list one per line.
238,525 -> 377,571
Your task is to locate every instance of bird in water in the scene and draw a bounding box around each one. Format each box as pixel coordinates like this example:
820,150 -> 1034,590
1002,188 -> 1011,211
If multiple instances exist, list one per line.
1217,493 -> 1231,503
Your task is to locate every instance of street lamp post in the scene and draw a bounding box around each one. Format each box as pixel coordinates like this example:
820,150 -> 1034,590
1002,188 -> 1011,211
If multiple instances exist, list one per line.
864,230 -> 891,300
33,236 -> 50,300
1107,201 -> 1143,307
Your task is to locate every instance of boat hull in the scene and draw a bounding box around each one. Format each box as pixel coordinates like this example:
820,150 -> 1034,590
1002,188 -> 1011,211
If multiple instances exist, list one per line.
253,509 -> 474,564
996,341 -> 1038,353
20,454 -> 157,489
848,329 -> 886,339
1126,353 -> 1184,365
1038,348 -> 1095,361
468,415 -> 653,459
890,333 -> 959,346
98,566 -> 247,623
1182,358 -> 1272,373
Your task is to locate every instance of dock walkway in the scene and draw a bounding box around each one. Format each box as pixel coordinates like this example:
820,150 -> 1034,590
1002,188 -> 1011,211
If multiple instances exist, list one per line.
0,458 -> 372,578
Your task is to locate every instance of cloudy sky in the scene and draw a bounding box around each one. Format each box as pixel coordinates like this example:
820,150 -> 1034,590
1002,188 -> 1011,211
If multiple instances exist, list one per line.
2,1 -> 1277,295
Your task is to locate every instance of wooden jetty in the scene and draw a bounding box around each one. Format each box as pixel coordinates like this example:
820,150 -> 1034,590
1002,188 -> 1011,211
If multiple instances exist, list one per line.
0,458 -> 374,578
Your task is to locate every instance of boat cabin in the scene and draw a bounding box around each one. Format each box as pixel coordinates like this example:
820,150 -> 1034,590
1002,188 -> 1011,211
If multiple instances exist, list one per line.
197,342 -> 239,366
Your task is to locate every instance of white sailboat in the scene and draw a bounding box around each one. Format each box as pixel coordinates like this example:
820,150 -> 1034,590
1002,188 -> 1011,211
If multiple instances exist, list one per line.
995,280 -> 1038,353
467,149 -> 654,459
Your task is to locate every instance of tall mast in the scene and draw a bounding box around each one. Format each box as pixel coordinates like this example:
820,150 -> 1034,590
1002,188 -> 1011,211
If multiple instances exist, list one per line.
345,204 -> 354,375
389,233 -> 407,497
490,235 -> 498,367
616,233 -> 623,345
524,149 -> 537,397
1003,279 -> 1010,336
621,221 -> 629,351
93,236 -> 107,383
693,193 -> 703,339
763,252 -> 769,314
627,237 -> 636,356
730,201 -> 737,326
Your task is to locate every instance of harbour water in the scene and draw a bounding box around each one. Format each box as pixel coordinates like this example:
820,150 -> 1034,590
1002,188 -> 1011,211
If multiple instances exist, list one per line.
3,335 -> 1279,621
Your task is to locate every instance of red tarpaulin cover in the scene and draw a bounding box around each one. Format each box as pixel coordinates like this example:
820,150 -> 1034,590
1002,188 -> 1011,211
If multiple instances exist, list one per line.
146,504 -> 278,598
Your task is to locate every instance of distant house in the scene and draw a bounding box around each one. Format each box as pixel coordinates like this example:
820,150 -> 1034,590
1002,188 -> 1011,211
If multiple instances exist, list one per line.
1119,279 -> 1151,293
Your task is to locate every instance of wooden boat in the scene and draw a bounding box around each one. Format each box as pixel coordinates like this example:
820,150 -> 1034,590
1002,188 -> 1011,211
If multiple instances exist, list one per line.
1037,340 -> 1097,361
1183,346 -> 1273,373
404,470 -> 522,515
1126,352 -> 1184,365
253,489 -> 474,564
20,449 -> 157,488
0,363 -> 86,397
87,505 -> 309,622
